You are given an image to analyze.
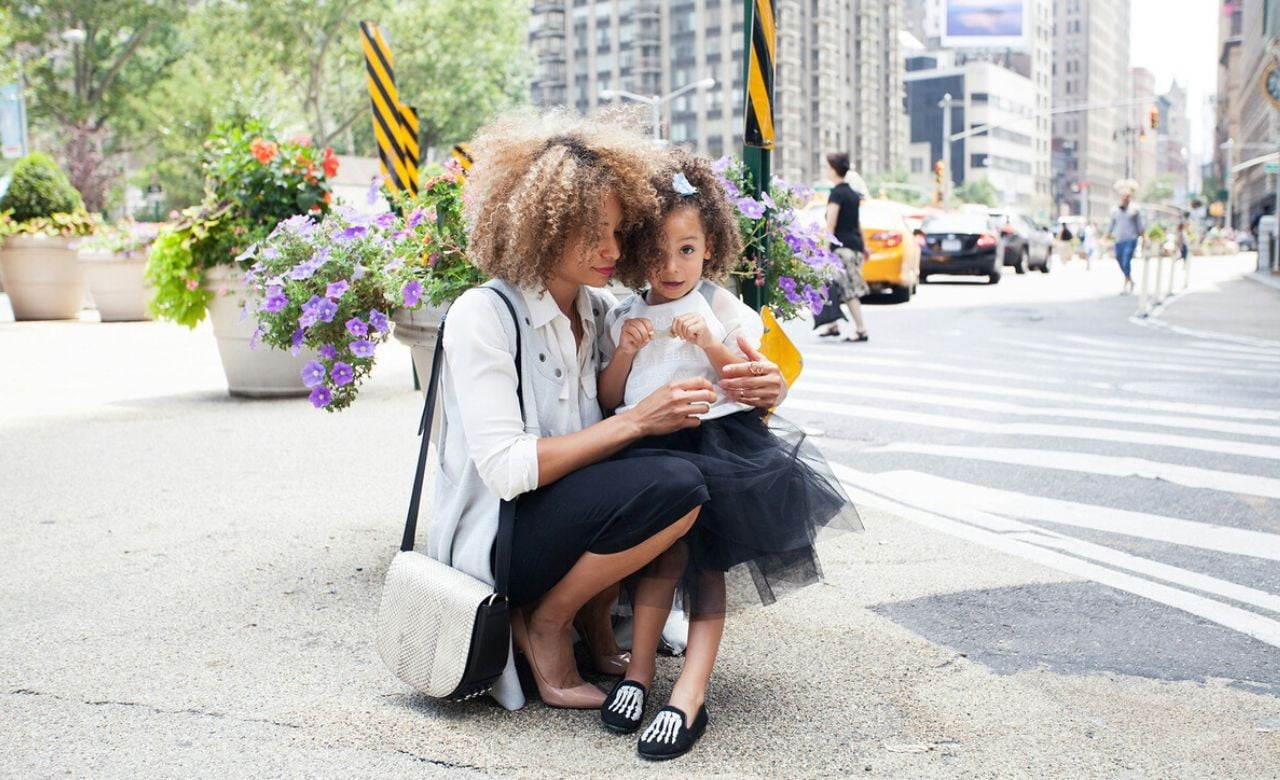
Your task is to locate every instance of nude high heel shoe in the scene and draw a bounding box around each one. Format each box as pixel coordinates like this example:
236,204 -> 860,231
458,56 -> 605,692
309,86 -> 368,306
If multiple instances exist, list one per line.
574,616 -> 631,676
511,609 -> 606,709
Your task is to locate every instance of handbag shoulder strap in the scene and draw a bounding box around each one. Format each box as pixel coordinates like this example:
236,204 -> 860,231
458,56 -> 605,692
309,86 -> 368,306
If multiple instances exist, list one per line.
401,285 -> 524,598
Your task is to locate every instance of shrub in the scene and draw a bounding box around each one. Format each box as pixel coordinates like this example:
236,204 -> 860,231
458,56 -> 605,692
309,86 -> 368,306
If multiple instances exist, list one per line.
0,152 -> 96,237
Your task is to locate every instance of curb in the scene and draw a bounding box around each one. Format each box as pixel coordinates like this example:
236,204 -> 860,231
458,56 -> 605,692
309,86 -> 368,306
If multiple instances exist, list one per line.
1245,270 -> 1280,294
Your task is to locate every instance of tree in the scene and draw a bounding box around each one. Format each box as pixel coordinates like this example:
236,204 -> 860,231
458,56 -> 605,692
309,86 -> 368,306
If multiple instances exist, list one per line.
2,0 -> 188,211
953,179 -> 997,207
864,167 -> 927,206
1141,175 -> 1175,204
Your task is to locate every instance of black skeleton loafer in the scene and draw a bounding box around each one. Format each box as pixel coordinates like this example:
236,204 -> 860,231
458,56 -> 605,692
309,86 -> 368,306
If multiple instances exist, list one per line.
601,679 -> 647,734
636,704 -> 708,761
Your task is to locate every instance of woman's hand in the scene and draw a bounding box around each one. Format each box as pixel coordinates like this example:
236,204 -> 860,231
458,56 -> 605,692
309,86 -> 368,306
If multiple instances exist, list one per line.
626,377 -> 717,436
719,337 -> 787,408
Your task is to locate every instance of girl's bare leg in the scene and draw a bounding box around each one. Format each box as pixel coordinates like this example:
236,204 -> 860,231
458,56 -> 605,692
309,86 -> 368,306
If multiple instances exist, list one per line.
666,571 -> 726,715
624,542 -> 689,688
525,507 -> 700,689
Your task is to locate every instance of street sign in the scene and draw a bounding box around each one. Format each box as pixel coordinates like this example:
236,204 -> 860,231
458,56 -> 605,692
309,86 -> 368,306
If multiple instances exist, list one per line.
0,84 -> 25,159
1265,162 -> 1280,175
359,21 -> 419,196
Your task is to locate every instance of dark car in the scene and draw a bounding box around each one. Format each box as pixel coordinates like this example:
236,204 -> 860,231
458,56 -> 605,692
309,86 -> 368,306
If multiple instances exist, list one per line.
918,213 -> 1005,284
989,210 -> 1053,273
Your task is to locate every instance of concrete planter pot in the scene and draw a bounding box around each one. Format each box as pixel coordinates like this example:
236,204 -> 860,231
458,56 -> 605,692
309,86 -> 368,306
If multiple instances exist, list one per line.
392,303 -> 448,441
0,234 -> 86,320
79,250 -> 152,322
204,264 -> 315,398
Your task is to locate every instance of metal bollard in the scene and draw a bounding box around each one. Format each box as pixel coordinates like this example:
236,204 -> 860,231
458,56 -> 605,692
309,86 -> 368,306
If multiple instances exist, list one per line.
1137,251 -> 1151,316
1183,254 -> 1192,291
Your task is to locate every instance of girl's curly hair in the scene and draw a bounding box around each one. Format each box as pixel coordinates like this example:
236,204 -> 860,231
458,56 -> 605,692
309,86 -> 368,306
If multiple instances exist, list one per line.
617,147 -> 743,289
464,109 -> 660,288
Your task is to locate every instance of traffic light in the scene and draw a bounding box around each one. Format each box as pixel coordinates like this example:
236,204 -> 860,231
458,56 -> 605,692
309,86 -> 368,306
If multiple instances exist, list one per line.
934,159 -> 945,185
1149,106 -> 1159,131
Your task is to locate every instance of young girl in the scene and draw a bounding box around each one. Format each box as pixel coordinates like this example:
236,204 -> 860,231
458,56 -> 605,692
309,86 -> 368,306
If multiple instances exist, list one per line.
597,148 -> 860,759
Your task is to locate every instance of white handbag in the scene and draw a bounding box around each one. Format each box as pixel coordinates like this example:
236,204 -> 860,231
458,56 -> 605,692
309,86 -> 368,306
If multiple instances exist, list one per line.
375,286 -> 522,701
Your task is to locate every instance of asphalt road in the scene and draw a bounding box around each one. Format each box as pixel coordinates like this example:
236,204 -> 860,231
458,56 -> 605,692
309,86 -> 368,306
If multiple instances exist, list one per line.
1,253 -> 1278,778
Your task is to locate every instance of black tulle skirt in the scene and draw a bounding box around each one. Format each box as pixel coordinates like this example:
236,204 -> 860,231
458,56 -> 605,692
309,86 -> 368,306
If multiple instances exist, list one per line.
612,409 -> 861,616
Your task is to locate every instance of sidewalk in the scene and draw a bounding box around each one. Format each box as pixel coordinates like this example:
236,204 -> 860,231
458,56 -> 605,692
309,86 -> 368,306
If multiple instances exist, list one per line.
1144,254 -> 1280,345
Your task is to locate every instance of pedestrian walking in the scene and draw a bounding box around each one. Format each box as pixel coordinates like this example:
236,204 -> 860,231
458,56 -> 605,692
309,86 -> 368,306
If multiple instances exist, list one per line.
1054,221 -> 1074,265
601,148 -> 860,759
812,152 -> 869,342
1106,189 -> 1143,295
1082,221 -> 1098,269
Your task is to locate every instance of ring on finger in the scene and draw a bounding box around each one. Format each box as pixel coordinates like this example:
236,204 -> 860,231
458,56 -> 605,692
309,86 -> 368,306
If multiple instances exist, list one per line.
748,361 -> 766,376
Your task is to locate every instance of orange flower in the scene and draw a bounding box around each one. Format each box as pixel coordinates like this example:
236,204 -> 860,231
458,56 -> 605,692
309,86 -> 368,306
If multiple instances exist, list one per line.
322,191 -> 332,204
250,138 -> 278,164
322,147 -> 339,178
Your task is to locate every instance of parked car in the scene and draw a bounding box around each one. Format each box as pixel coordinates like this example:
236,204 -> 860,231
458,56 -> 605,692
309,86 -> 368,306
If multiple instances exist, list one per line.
918,213 -> 1004,284
796,198 -> 921,303
988,209 -> 1053,273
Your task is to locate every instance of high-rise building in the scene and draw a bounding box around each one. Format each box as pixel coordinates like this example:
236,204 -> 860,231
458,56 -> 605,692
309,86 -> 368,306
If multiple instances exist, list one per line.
1130,67 -> 1159,191
1052,0 -> 1132,220
1157,81 -> 1191,204
1213,0 -> 1245,226
904,0 -> 1052,213
1229,0 -> 1278,228
528,0 -> 906,186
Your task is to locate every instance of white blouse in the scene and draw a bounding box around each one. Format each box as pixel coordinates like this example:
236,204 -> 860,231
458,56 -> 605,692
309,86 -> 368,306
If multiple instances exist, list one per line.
441,284 -> 613,501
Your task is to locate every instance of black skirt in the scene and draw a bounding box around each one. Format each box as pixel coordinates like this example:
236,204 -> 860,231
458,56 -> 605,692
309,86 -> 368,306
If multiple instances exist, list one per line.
613,410 -> 861,616
506,456 -> 710,607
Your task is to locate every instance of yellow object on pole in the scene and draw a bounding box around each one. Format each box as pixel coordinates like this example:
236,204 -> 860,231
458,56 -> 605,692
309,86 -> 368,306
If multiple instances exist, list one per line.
758,305 -> 802,389
399,102 -> 420,195
451,143 -> 473,171
359,21 -> 413,195
743,0 -> 776,150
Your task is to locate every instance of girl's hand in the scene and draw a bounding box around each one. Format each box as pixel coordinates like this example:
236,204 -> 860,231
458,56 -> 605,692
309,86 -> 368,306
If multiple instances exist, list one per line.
672,313 -> 715,349
719,337 -> 787,408
626,378 -> 717,436
617,317 -> 654,355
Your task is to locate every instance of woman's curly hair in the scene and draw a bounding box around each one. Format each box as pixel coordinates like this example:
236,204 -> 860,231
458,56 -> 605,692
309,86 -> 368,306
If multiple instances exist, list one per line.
617,147 -> 743,289
464,109 -> 660,288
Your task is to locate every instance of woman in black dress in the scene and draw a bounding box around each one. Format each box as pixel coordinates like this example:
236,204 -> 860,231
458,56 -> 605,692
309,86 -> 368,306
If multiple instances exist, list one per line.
812,152 -> 870,342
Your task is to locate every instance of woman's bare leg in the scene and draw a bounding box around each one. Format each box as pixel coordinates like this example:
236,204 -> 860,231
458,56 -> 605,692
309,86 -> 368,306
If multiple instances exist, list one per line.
526,506 -> 700,689
666,571 -> 726,715
624,542 -> 689,688
843,298 -> 868,336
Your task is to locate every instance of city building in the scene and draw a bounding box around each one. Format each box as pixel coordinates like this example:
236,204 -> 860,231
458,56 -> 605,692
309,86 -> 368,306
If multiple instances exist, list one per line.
1212,0 -> 1246,226
904,0 -> 1053,213
527,0 -> 906,186
1157,81 -> 1191,204
904,56 -> 1041,209
1052,0 -> 1133,220
1130,67 -> 1159,191
1225,0 -> 1278,229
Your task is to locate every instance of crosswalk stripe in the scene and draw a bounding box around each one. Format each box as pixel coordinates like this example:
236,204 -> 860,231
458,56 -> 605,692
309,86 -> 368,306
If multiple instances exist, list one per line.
798,351 -> 1103,388
784,398 -> 1280,460
864,442 -> 1280,500
992,336 -> 1280,376
798,364 -> 1280,422
794,381 -> 1280,439
1061,334 -> 1280,364
855,469 -> 1280,561
834,467 -> 1280,649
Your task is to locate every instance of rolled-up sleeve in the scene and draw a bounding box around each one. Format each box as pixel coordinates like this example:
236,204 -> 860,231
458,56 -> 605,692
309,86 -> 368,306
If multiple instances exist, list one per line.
442,290 -> 540,501
709,284 -> 764,356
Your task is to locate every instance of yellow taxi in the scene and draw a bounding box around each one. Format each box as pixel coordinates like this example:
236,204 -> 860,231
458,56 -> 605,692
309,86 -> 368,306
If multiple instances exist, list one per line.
799,197 -> 921,303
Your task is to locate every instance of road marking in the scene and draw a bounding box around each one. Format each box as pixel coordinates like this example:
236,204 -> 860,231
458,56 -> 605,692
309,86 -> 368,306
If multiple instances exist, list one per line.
992,337 -> 1279,377
849,469 -> 1280,561
1130,313 -> 1280,350
834,467 -> 1280,649
863,442 -> 1280,500
784,398 -> 1280,461
793,381 -> 1280,439
1061,334 -> 1280,364
798,363 -> 1280,422
798,350 -> 1101,388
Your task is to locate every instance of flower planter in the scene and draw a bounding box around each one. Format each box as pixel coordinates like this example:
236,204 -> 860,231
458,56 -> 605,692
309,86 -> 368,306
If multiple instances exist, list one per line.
79,250 -> 152,322
0,234 -> 87,320
204,265 -> 315,398
392,303 -> 449,441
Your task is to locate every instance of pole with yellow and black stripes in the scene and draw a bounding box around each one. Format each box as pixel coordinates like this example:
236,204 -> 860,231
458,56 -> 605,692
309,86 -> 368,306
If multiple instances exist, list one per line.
741,0 -> 775,311
359,21 -> 419,197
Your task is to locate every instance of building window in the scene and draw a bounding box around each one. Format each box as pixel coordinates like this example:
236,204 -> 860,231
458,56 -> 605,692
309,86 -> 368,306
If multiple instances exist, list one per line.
911,158 -> 924,174
971,92 -> 989,103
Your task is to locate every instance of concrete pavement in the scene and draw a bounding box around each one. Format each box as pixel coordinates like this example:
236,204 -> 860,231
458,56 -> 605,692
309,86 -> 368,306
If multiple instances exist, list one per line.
2,259 -> 1279,778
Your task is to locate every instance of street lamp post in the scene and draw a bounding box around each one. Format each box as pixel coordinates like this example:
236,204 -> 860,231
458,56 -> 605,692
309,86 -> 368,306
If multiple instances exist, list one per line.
599,78 -> 716,142
939,92 -> 954,209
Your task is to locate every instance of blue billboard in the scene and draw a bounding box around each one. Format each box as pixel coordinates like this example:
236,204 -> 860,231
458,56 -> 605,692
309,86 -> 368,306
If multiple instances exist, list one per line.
941,0 -> 1029,49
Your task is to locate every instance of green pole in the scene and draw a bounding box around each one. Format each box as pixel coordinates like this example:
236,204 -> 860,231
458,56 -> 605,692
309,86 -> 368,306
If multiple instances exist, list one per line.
740,0 -> 772,312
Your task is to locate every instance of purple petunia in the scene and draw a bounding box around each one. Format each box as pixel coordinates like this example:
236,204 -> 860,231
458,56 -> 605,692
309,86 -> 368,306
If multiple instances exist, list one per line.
336,225 -> 366,241
319,344 -> 337,360
276,214 -> 316,237
345,317 -> 368,337
290,328 -> 304,356
262,246 -> 279,260
234,244 -> 257,264
261,285 -> 287,314
402,280 -> 423,308
249,325 -> 263,351
710,156 -> 731,175
351,264 -> 367,281
374,212 -> 397,229
350,339 -> 376,358
760,190 -> 777,211
325,280 -> 349,299
289,260 -> 317,281
367,174 -> 385,205
803,284 -> 826,314
735,197 -> 766,219
720,178 -> 740,198
369,309 -> 389,333
777,276 -> 799,304
330,361 -> 354,387
301,360 -> 326,388
309,385 -> 332,408
405,207 -> 426,229
316,298 -> 338,323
